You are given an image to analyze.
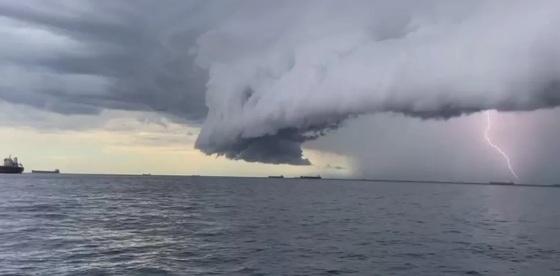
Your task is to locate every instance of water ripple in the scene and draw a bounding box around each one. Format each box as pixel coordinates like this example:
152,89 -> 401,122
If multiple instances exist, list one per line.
1,175 -> 559,275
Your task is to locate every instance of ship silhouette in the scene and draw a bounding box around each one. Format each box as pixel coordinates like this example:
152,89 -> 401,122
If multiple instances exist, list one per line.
0,155 -> 24,174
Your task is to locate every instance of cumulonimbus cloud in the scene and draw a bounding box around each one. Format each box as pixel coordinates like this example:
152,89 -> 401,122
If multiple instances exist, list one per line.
2,0 -> 560,165
194,0 -> 560,164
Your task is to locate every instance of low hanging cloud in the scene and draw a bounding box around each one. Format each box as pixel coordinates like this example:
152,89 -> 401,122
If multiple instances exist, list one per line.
1,0 -> 560,165
194,0 -> 560,164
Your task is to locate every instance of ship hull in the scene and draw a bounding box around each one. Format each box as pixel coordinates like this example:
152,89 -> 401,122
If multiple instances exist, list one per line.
32,170 -> 59,174
0,166 -> 24,174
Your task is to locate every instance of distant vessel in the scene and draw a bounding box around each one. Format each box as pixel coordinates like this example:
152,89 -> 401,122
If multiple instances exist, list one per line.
142,173 -> 151,176
489,181 -> 515,185
32,169 -> 60,174
0,156 -> 24,174
268,175 -> 284,179
300,175 -> 322,179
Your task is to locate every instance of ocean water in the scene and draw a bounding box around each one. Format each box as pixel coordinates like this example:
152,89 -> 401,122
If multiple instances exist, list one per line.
1,175 -> 559,275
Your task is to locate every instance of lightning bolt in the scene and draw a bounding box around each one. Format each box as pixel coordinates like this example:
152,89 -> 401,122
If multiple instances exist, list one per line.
484,110 -> 519,180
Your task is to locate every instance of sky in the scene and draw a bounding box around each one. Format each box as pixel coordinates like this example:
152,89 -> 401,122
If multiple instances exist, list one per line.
1,0 -> 560,184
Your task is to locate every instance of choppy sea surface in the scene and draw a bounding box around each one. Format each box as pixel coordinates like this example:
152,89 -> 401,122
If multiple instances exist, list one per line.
1,174 -> 560,275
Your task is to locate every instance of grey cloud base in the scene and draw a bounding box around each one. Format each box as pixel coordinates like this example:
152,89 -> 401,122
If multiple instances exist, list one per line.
198,128 -> 311,165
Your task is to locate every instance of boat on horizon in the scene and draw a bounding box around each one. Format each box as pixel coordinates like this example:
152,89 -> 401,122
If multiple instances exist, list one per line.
268,175 -> 284,179
0,155 -> 24,174
31,169 -> 60,174
300,175 -> 322,179
489,181 -> 515,185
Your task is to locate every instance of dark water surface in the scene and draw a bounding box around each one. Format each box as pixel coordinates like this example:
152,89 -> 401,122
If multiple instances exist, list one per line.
1,174 -> 559,275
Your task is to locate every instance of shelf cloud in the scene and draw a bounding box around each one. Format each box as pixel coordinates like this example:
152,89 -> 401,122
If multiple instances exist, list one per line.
194,0 -> 560,164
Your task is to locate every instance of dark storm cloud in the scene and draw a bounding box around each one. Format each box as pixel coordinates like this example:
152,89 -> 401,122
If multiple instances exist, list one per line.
2,0 -> 560,166
0,0 -> 215,120
194,0 -> 560,165
219,129 -> 311,165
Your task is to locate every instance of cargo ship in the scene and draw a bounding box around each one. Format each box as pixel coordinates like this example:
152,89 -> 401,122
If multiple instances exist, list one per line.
0,156 -> 24,174
489,181 -> 515,185
300,175 -> 322,179
31,169 -> 60,174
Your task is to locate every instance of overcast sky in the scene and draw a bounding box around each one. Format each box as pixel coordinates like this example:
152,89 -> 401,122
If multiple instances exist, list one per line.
1,0 -> 559,184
